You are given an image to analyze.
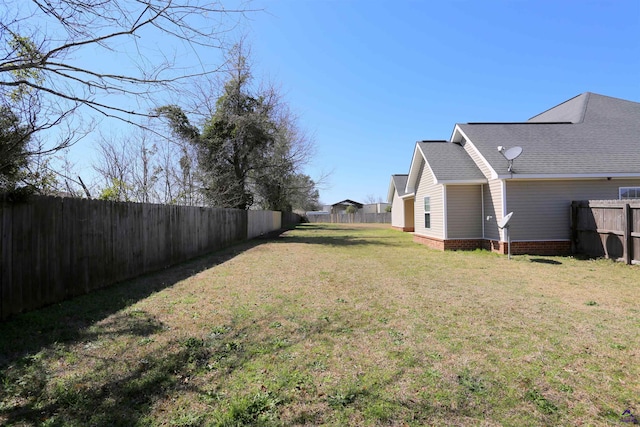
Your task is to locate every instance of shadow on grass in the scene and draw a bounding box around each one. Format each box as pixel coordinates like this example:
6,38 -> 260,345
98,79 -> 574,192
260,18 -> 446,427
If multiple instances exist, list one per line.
0,238 -> 268,365
529,258 -> 563,265
0,291 -> 370,426
1,234 -> 304,425
271,223 -> 401,248
1,225 -> 396,425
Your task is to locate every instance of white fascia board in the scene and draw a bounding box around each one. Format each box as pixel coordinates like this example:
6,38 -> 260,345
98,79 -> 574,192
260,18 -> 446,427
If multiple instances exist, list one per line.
449,125 -> 463,142
453,125 -> 499,180
405,144 -> 424,194
406,144 -> 438,192
500,180 -> 507,242
387,177 -> 396,204
481,185 -> 485,239
400,192 -> 415,199
498,173 -> 640,180
442,185 -> 448,240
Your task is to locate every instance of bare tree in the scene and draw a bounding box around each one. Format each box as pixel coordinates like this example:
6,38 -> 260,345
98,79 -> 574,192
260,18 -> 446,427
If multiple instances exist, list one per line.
1,0 -> 251,128
127,131 -> 161,203
1,1 -> 251,195
364,194 -> 384,204
93,133 -> 134,201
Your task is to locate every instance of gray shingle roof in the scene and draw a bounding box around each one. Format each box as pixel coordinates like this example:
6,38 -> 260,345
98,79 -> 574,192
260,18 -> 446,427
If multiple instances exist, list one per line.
391,174 -> 409,196
527,93 -> 588,123
457,93 -> 640,176
418,141 -> 486,182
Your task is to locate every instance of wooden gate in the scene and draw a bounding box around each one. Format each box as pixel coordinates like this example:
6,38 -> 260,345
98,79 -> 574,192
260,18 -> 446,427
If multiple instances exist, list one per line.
571,200 -> 640,264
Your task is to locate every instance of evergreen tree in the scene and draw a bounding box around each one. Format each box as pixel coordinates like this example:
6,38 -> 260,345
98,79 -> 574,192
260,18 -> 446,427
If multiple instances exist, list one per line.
157,43 -> 319,210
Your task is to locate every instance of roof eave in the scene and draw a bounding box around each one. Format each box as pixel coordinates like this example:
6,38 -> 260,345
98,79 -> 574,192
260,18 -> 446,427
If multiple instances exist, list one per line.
405,144 -> 426,194
438,179 -> 488,185
497,173 -> 640,180
387,177 -> 396,203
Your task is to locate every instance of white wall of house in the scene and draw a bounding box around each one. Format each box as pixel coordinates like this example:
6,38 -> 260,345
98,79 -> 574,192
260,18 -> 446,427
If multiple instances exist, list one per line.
483,180 -> 504,241
445,185 -> 483,239
391,192 -> 405,228
505,178 -> 640,241
414,160 -> 444,239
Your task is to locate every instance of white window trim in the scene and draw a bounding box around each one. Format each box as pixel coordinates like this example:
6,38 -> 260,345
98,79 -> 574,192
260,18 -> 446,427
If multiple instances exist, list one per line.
619,187 -> 640,199
424,196 -> 431,229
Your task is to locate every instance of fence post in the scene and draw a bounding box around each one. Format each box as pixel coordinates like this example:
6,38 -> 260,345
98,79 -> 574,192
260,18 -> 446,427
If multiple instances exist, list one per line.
570,201 -> 578,254
624,203 -> 632,265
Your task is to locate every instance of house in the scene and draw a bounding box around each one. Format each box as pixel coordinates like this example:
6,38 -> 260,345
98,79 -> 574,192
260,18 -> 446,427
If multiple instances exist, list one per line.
404,92 -> 640,255
387,174 -> 414,231
362,202 -> 390,214
330,199 -> 364,214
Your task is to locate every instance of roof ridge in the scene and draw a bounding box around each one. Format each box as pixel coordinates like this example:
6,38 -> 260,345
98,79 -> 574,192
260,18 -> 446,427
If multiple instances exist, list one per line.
527,92 -> 589,122
577,92 -> 591,124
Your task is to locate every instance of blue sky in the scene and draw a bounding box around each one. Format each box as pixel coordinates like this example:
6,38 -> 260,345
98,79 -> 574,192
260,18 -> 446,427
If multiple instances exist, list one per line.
239,0 -> 640,205
59,0 -> 640,206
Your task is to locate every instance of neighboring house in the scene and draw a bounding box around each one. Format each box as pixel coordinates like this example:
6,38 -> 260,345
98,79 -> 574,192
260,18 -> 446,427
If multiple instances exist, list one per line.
404,92 -> 640,255
363,202 -> 391,214
330,199 -> 364,214
387,174 -> 414,231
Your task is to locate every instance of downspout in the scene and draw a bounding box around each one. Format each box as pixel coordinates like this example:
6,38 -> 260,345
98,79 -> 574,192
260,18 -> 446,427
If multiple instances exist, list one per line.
501,179 -> 507,242
442,185 -> 447,240
481,185 -> 485,239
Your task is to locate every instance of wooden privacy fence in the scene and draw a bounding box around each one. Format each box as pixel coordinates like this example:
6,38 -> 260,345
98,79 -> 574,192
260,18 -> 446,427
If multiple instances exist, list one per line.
571,200 -> 640,265
1,196 -> 300,319
306,212 -> 391,224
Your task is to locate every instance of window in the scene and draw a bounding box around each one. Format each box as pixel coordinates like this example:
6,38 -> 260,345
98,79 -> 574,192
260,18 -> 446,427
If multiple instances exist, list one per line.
424,196 -> 431,228
619,187 -> 640,199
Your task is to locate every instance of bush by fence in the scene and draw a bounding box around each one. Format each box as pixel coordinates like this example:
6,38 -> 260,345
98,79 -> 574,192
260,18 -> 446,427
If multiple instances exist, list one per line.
1,196 -> 300,319
306,212 -> 391,224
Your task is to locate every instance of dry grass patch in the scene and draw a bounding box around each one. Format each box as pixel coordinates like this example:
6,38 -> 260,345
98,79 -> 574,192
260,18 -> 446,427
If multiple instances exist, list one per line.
1,223 -> 638,426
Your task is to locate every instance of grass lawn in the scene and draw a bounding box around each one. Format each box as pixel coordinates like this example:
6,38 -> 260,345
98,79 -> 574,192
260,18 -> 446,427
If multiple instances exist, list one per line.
1,223 -> 639,426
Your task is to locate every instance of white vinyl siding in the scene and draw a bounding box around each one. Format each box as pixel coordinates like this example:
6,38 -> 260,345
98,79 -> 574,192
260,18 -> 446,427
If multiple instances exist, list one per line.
461,138 -> 494,179
446,185 -> 483,239
391,190 -> 405,228
506,179 -> 640,241
414,160 -> 444,238
483,180 -> 503,240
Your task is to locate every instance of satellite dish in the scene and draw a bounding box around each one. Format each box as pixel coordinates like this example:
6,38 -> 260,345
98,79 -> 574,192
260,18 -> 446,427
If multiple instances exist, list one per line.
497,212 -> 513,229
497,146 -> 524,172
503,146 -> 523,161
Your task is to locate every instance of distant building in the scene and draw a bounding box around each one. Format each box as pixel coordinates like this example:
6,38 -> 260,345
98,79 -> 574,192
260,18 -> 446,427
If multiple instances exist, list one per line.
329,199 -> 363,214
362,203 -> 390,214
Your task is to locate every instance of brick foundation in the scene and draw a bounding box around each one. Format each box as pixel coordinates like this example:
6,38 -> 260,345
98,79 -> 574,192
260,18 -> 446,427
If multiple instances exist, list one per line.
415,234 -> 572,256
413,235 -> 483,251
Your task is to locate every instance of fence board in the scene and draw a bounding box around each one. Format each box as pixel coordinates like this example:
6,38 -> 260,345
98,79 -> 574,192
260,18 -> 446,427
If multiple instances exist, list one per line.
572,200 -> 640,264
1,196 -> 298,320
1,203 -> 13,318
307,212 -> 391,224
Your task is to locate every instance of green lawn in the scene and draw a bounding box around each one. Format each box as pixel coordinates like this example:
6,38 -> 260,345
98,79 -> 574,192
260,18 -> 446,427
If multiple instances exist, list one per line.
1,223 -> 638,426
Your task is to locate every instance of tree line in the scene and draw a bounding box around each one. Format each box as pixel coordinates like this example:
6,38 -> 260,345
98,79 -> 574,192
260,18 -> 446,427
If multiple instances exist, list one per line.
1,0 -> 321,212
